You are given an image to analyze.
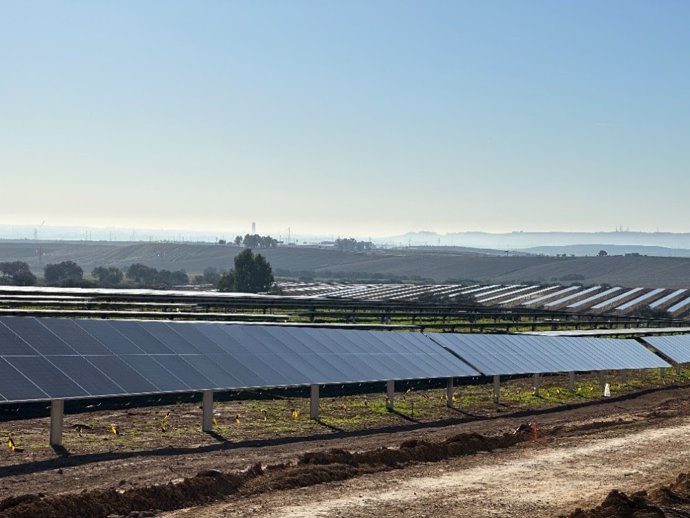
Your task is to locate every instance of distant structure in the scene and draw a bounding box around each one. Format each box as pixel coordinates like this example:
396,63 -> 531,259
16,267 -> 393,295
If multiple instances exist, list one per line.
252,222 -> 256,234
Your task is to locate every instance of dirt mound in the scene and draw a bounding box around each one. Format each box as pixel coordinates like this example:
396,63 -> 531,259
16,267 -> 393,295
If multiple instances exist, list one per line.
566,473 -> 690,517
299,431 -> 525,468
0,465 -> 261,518
567,490 -> 665,517
0,429 -> 530,518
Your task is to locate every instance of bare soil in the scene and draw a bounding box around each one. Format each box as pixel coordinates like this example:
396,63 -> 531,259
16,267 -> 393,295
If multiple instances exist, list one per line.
3,377 -> 690,517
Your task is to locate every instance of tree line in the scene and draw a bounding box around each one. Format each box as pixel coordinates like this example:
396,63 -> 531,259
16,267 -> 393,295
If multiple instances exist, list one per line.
0,249 -> 274,293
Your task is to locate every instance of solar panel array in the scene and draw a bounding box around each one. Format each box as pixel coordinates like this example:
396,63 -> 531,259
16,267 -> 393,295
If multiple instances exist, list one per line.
426,333 -> 670,376
643,335 -> 690,364
275,282 -> 690,318
0,317 -> 478,404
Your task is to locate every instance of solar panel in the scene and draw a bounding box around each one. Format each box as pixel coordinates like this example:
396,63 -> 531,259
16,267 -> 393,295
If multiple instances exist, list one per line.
616,288 -> 666,311
48,356 -> 126,396
643,335 -> 690,364
39,318 -> 113,355
649,289 -> 687,309
568,287 -> 622,309
75,320 -> 145,354
86,356 -> 158,394
6,356 -> 88,398
426,333 -> 670,376
0,358 -> 49,401
0,320 -> 37,355
109,321 -> 176,354
544,286 -> 601,308
0,317 -> 478,403
1,317 -> 77,355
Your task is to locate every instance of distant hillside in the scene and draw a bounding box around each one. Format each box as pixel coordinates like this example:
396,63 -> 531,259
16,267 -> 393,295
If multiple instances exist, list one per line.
2,240 -> 690,288
521,244 -> 690,258
380,231 -> 690,250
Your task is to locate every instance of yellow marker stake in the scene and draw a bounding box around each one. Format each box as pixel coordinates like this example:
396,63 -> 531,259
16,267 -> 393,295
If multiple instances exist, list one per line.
111,424 -> 119,435
7,433 -> 16,452
160,412 -> 171,433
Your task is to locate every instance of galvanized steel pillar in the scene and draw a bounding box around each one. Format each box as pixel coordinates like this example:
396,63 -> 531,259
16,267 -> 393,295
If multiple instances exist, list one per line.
386,380 -> 395,410
493,375 -> 500,404
598,371 -> 605,390
568,371 -> 575,392
446,378 -> 454,408
202,390 -> 214,432
50,399 -> 64,447
310,384 -> 320,420
532,373 -> 540,396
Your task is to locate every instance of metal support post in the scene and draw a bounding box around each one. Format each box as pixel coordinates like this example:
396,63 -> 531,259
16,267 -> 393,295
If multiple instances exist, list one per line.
446,378 -> 454,408
310,384 -> 320,420
493,375 -> 500,404
202,390 -> 214,432
50,399 -> 64,447
532,373 -> 540,396
386,380 -> 395,410
598,371 -> 605,390
568,371 -> 575,392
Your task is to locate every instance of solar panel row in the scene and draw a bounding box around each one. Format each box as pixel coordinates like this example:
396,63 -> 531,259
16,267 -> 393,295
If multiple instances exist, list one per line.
426,333 -> 669,376
643,335 -> 690,364
0,317 -> 478,404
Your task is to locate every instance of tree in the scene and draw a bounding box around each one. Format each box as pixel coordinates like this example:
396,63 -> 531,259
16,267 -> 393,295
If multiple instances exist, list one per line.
92,266 -> 124,286
218,249 -> 274,293
0,261 -> 36,286
335,238 -> 375,252
126,263 -> 188,288
44,261 -> 84,286
241,234 -> 278,248
234,236 -> 243,245
126,263 -> 158,285
598,250 -> 608,257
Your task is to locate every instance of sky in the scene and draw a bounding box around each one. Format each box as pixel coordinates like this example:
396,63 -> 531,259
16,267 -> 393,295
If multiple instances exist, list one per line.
2,1 -> 690,238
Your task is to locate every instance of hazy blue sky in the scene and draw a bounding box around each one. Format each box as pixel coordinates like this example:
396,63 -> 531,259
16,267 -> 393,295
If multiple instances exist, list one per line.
2,1 -> 689,237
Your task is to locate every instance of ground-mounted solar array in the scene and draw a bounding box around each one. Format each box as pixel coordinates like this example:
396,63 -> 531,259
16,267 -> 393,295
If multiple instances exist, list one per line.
0,317 -> 478,404
278,282 -> 690,318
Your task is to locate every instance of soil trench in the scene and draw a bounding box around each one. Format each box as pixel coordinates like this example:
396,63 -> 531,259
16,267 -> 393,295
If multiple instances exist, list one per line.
166,417 -> 690,518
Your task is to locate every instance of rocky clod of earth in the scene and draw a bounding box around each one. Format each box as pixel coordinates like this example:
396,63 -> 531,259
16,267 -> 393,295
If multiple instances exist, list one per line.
567,472 -> 690,517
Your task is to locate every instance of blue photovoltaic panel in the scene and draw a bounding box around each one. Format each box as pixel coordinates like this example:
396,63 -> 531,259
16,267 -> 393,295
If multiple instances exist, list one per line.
86,355 -> 159,394
118,355 -> 190,392
0,318 -> 478,403
427,333 -> 670,375
643,335 -> 690,364
0,358 -> 49,401
150,355 -> 216,390
47,356 -> 126,396
74,320 -> 145,354
0,320 -> 36,355
39,318 -> 112,355
549,337 -> 669,371
141,321 -> 203,354
6,356 -> 88,398
181,354 -> 248,388
109,321 -> 176,354
1,317 -> 76,355
168,324 -> 226,354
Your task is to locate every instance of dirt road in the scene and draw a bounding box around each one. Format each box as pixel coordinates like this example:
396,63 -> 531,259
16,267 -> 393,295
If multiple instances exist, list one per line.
162,413 -> 690,517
